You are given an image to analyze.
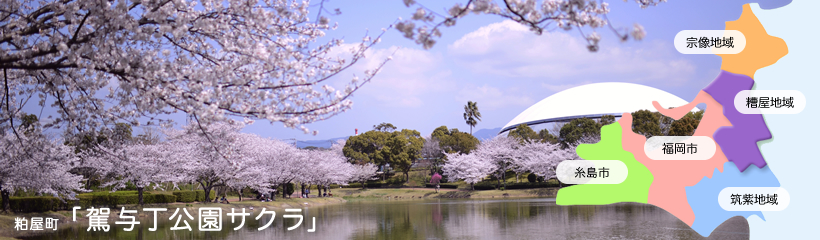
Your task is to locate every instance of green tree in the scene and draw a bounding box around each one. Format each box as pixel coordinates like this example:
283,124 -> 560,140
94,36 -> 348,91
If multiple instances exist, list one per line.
598,115 -> 616,126
631,109 -> 662,138
111,123 -> 133,145
538,129 -> 559,144
383,129 -> 424,181
431,126 -> 450,140
668,117 -> 699,136
20,114 -> 39,134
559,118 -> 601,147
283,182 -> 295,197
432,126 -> 479,154
344,127 -> 424,182
463,101 -> 482,135
373,122 -> 397,132
668,110 -> 704,136
343,130 -> 390,166
692,109 -> 705,121
508,124 -> 539,144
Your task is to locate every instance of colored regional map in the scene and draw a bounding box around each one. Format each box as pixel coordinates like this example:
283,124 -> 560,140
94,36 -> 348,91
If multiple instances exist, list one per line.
555,2 -> 817,238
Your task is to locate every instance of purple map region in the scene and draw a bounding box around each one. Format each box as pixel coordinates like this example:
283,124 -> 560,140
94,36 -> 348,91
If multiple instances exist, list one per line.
703,71 -> 771,172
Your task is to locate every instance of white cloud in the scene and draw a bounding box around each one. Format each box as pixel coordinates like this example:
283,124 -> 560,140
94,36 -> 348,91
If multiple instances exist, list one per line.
331,44 -> 454,108
447,20 -> 696,86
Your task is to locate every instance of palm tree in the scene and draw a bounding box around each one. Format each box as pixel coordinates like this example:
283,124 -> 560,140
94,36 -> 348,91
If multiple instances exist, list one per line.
463,101 -> 482,135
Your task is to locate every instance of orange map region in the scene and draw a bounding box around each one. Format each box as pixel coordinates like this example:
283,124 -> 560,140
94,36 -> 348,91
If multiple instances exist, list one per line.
616,91 -> 731,226
718,4 -> 787,78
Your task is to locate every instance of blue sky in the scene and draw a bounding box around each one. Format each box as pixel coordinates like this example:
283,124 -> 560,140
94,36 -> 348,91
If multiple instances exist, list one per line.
244,0 -> 792,141
23,0 -> 793,141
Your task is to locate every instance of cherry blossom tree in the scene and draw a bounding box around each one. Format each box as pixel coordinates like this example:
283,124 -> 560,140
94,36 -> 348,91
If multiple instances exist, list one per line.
399,0 -> 665,51
235,135 -> 356,199
309,140 -> 356,196
473,136 -> 519,189
0,0 -> 390,140
232,133 -> 301,200
439,132 -> 594,191
0,127 -> 84,212
163,120 -> 256,203
421,136 -> 444,174
287,146 -> 321,197
513,141 -> 575,181
262,147 -> 304,199
442,151 -> 494,190
87,142 -> 181,205
348,163 -> 378,189
511,135 -> 589,186
325,139 -> 379,190
294,146 -> 342,197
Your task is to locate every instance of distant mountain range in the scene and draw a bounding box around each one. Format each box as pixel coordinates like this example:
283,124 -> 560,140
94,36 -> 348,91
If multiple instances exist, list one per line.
294,127 -> 502,148
293,136 -> 349,149
472,127 -> 502,141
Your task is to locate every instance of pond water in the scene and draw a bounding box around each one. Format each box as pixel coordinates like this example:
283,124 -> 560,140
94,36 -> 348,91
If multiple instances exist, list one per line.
21,198 -> 748,240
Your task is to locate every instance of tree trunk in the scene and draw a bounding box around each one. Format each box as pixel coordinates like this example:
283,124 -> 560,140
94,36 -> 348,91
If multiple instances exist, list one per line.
470,183 -> 474,191
201,182 -> 213,203
238,188 -> 242,202
502,163 -> 507,190
404,172 -> 409,183
215,187 -> 220,202
1,189 -> 10,213
137,187 -> 145,206
204,187 -> 212,203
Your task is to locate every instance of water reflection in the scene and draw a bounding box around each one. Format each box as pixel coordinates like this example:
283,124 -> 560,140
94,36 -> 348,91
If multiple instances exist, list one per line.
20,198 -> 747,240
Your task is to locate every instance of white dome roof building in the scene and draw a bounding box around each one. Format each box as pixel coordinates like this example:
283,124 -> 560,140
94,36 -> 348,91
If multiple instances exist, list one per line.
499,82 -> 695,134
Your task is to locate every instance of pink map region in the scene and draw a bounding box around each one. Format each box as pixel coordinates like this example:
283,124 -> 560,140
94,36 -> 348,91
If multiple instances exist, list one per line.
617,90 -> 731,226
